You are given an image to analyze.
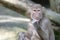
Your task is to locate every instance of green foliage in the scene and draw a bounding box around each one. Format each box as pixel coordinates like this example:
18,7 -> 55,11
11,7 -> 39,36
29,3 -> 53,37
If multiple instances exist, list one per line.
54,30 -> 60,40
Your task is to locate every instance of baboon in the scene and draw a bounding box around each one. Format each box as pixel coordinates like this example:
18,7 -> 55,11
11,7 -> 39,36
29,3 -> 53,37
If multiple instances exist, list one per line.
18,4 -> 55,40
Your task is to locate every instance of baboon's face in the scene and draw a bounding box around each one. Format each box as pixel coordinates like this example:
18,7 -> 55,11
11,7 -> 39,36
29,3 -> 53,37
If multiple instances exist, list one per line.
31,7 -> 43,20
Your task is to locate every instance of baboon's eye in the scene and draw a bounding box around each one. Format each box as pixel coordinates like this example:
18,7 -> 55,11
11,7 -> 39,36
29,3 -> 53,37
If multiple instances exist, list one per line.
33,10 -> 36,11
38,10 -> 40,11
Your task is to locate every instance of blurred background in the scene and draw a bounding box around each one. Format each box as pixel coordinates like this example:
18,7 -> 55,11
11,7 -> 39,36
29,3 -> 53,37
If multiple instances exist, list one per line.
0,0 -> 60,40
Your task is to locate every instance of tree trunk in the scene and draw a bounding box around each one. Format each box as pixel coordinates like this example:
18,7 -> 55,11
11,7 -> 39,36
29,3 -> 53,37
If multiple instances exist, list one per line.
50,0 -> 60,13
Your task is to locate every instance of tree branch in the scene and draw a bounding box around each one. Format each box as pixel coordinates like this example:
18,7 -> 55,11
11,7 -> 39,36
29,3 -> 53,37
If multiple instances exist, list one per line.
0,0 -> 29,16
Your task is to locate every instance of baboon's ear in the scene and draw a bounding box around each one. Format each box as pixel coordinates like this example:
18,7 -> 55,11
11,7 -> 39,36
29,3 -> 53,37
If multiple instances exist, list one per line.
42,7 -> 46,13
26,9 -> 31,19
